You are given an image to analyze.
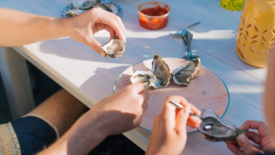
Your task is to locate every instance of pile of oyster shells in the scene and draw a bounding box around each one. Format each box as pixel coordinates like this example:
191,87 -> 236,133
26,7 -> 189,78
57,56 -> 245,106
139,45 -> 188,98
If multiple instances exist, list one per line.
130,54 -> 201,89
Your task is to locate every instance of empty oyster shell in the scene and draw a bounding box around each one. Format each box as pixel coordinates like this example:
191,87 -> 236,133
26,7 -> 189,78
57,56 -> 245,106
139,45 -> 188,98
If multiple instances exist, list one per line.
130,71 -> 156,89
102,36 -> 125,58
152,54 -> 171,88
172,56 -> 200,86
198,109 -> 245,142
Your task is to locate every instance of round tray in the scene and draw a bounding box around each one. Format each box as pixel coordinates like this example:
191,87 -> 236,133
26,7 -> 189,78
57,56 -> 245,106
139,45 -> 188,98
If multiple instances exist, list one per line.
61,0 -> 123,18
113,58 -> 230,133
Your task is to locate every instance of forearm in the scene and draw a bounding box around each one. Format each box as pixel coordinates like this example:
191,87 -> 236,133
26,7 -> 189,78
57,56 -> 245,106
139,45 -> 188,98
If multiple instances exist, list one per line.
38,113 -> 108,155
264,50 -> 275,141
0,8 -> 68,46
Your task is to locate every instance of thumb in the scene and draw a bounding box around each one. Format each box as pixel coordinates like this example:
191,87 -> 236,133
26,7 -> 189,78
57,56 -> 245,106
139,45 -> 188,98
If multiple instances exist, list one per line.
236,134 -> 264,155
175,104 -> 190,134
86,37 -> 107,58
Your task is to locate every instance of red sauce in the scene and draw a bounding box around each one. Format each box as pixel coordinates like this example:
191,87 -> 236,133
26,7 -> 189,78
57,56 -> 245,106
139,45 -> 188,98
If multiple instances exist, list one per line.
140,5 -> 169,16
138,2 -> 170,30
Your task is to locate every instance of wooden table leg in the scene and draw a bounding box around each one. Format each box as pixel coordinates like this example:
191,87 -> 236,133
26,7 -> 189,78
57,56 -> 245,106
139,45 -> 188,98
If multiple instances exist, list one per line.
0,47 -> 35,120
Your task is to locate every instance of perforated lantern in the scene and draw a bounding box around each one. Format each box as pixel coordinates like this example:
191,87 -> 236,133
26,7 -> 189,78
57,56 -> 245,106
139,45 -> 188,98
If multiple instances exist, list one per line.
236,0 -> 275,67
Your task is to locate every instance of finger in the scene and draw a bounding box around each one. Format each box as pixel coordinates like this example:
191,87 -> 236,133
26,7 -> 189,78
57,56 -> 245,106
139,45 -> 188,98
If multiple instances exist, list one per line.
97,11 -> 126,42
142,101 -> 149,111
85,36 -> 107,58
114,15 -> 126,41
227,143 -> 245,155
240,121 -> 269,137
104,25 -> 116,40
175,107 -> 190,134
236,134 -> 264,155
161,96 -> 178,128
187,116 -> 202,128
187,121 -> 201,128
188,103 -> 201,116
246,131 -> 262,145
130,83 -> 145,94
140,90 -> 149,102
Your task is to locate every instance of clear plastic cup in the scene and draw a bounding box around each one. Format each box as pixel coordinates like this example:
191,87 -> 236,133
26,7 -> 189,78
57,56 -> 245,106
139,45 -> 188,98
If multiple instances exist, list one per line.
138,2 -> 170,30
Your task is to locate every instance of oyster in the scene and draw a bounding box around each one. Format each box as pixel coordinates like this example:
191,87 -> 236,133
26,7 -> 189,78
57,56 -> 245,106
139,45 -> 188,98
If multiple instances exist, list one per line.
198,109 -> 245,142
152,54 -> 171,88
66,9 -> 86,17
78,0 -> 100,10
130,71 -> 156,89
102,36 -> 125,58
172,56 -> 200,86
131,55 -> 171,89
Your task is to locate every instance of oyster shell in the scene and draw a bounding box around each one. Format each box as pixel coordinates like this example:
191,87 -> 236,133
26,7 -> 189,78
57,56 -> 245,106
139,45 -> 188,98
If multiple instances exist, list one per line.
66,9 -> 86,17
102,36 -> 125,58
198,109 -> 245,142
77,0 -> 100,10
130,71 -> 156,89
152,54 -> 171,88
172,56 -> 200,86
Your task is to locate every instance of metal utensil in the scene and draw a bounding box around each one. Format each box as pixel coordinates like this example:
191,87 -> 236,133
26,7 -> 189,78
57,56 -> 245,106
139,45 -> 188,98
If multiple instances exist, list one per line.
169,100 -> 199,117
171,22 -> 200,60
170,22 -> 200,37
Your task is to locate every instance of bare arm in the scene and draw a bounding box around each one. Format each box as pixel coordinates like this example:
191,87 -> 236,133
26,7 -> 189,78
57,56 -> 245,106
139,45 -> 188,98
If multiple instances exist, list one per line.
264,47 -> 275,141
38,83 -> 149,155
0,8 -> 66,46
0,8 -> 126,57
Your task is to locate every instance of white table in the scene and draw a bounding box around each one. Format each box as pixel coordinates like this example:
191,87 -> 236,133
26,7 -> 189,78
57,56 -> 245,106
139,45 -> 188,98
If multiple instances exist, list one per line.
0,0 -> 266,154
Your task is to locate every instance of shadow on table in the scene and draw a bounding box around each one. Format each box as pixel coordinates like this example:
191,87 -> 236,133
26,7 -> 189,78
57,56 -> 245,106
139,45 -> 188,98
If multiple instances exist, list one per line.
79,61 -> 150,101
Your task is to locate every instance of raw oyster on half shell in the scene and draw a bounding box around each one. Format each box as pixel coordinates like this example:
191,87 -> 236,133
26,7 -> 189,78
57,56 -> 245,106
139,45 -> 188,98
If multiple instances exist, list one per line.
172,56 -> 200,86
152,54 -> 171,89
102,36 -> 125,58
198,109 -> 245,142
130,71 -> 156,89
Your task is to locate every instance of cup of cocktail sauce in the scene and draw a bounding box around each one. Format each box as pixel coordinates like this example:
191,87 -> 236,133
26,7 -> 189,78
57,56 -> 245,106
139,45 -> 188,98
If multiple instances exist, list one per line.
138,2 -> 170,30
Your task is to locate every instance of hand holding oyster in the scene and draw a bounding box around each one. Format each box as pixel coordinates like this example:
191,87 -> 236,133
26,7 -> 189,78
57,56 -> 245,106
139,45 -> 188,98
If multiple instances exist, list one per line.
197,109 -> 245,142
102,36 -> 126,58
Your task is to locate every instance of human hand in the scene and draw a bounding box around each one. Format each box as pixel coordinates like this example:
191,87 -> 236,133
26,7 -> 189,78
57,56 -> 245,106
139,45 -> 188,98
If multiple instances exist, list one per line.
226,120 -> 275,155
78,83 -> 149,136
39,83 -> 149,155
65,8 -> 126,57
146,96 -> 201,155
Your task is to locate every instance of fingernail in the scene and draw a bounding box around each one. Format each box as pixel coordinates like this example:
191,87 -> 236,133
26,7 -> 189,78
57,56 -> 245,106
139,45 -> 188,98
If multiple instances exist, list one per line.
237,134 -> 248,144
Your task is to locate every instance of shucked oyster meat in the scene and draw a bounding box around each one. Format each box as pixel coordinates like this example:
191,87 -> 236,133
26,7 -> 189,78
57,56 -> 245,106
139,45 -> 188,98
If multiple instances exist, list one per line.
102,36 -> 125,58
131,55 -> 170,89
152,54 -> 171,88
130,71 -> 156,89
198,109 -> 245,142
172,56 -> 200,86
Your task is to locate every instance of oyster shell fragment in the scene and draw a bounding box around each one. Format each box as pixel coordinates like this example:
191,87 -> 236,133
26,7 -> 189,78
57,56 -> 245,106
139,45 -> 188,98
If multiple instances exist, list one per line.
152,54 -> 171,88
198,109 -> 245,142
172,56 -> 200,86
102,36 -> 125,58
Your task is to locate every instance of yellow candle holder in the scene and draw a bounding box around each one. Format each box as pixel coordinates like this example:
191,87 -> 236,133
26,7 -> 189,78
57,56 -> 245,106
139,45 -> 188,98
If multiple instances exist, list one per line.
220,0 -> 245,11
236,0 -> 275,67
